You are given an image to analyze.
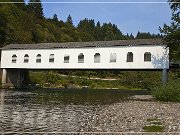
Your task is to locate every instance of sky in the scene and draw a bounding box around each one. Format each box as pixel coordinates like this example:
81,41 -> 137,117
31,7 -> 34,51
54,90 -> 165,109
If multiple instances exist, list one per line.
25,0 -> 172,36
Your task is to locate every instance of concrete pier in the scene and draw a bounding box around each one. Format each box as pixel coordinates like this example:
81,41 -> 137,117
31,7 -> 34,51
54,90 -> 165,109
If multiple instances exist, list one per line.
2,69 -> 7,88
1,69 -> 24,88
162,68 -> 168,84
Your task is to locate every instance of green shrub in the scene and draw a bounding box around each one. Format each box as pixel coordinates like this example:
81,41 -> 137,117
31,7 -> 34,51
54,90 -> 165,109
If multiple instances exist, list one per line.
81,79 -> 92,86
28,71 -> 46,85
46,71 -> 60,84
152,80 -> 180,102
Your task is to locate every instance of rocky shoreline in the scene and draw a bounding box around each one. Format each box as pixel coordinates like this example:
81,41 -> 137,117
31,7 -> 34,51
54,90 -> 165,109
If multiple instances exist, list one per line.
79,95 -> 180,133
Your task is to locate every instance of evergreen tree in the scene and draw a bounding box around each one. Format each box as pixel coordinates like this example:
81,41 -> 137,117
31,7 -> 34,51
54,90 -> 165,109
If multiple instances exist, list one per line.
136,31 -> 140,38
66,14 -> 73,26
129,33 -> 134,39
136,31 -> 156,39
95,21 -> 102,40
126,33 -> 130,39
0,13 -> 7,46
77,18 -> 95,39
1,0 -> 166,48
53,14 -> 58,22
103,23 -> 115,40
96,21 -> 100,28
112,24 -> 123,39
13,0 -> 26,10
160,0 -> 180,60
101,23 -> 124,41
28,0 -> 44,18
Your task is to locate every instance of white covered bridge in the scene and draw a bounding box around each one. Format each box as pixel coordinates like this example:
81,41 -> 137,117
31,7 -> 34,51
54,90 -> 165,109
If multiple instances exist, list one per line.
0,39 -> 169,88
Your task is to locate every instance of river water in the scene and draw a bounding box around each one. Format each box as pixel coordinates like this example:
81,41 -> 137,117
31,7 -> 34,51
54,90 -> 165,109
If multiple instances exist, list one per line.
0,88 -> 149,133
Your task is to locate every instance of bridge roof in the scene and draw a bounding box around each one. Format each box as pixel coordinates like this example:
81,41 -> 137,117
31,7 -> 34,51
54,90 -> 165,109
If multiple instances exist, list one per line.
2,39 -> 165,50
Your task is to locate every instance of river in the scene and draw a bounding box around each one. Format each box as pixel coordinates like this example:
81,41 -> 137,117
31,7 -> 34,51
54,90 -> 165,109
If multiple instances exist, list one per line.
0,88 -> 149,133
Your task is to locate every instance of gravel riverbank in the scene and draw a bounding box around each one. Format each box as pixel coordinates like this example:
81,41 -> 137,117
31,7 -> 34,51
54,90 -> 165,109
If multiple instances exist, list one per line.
79,96 -> 180,133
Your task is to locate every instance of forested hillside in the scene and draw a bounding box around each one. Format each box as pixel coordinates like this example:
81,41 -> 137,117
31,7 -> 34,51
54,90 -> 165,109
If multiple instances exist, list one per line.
0,0 -> 162,47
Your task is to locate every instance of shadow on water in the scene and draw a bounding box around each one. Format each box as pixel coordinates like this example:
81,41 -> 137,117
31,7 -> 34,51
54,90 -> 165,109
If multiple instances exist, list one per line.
2,88 -> 150,106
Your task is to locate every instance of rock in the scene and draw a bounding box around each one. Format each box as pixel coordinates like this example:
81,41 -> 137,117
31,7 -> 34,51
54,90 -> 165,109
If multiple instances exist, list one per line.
79,101 -> 180,132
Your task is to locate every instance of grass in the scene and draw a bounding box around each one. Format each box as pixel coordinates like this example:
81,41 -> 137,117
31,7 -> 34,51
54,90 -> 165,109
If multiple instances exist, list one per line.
151,121 -> 163,125
147,118 -> 160,122
27,71 -> 143,90
143,118 -> 164,132
143,125 -> 164,132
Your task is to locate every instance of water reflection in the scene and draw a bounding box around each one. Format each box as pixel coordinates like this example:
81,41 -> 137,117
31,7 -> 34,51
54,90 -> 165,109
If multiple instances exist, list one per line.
0,89 -> 5,111
0,88 -> 149,132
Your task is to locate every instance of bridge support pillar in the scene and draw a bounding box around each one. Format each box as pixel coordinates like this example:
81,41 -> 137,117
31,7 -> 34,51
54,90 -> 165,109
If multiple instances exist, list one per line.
162,68 -> 168,84
1,69 -> 25,88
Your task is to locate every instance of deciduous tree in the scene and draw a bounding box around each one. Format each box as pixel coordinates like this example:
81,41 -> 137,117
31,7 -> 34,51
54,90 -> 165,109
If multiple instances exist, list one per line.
160,0 -> 180,60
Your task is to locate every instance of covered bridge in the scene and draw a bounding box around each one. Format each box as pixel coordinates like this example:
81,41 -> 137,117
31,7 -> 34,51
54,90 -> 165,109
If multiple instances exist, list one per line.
0,38 -> 169,88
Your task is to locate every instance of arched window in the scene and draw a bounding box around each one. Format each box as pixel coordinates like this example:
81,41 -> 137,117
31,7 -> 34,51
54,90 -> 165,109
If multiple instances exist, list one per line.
110,53 -> 116,63
127,52 -> 133,62
24,54 -> 29,63
36,54 -> 41,63
144,52 -> 151,62
78,53 -> 84,63
12,54 -> 17,63
64,54 -> 70,63
49,54 -> 54,63
94,53 -> 100,63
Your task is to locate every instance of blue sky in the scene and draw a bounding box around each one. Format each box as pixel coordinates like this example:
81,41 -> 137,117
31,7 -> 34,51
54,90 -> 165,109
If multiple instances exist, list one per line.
25,0 -> 172,36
